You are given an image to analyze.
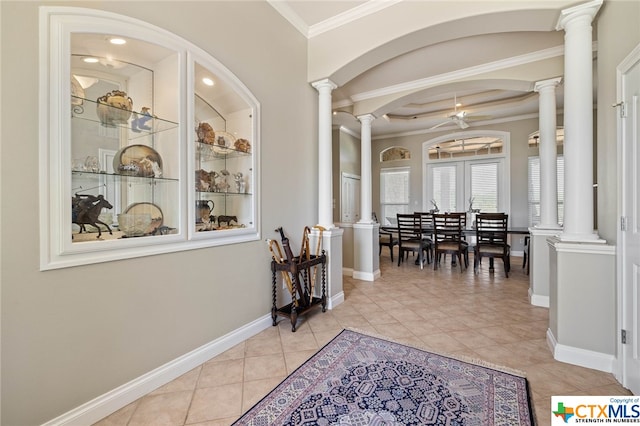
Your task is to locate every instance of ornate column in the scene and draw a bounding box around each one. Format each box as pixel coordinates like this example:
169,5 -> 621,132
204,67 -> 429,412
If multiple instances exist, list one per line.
311,79 -> 338,229
556,0 -> 603,242
547,0 -> 615,375
529,77 -> 563,308
535,77 -> 562,229
311,78 -> 344,308
353,114 -> 379,281
357,114 -> 374,224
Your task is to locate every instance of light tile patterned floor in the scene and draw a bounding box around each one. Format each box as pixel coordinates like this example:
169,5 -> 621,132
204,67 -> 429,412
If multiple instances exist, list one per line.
94,252 -> 631,426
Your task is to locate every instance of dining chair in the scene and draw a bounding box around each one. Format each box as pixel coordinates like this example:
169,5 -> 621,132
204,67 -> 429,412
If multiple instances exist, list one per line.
415,211 -> 435,259
379,228 -> 399,262
523,235 -> 530,275
396,213 -> 432,269
432,213 -> 468,272
374,212 -> 398,262
473,213 -> 511,277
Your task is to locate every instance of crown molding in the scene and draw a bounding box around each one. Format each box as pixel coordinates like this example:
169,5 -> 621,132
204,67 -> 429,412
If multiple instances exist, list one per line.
267,0 -> 309,37
308,0 -> 403,38
352,45 -> 566,102
372,113 -> 539,140
268,0 -> 403,39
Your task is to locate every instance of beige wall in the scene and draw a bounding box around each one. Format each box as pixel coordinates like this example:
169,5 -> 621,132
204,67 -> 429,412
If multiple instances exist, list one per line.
0,2 -> 315,424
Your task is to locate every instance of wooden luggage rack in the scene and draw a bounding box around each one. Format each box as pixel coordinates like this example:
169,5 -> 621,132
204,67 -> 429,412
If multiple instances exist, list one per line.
271,252 -> 326,332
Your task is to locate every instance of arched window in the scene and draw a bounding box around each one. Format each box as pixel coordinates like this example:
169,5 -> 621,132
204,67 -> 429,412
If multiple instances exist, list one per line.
380,146 -> 411,162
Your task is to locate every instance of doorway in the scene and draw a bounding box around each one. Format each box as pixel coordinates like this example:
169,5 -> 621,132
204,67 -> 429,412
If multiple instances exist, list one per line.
618,43 -> 640,394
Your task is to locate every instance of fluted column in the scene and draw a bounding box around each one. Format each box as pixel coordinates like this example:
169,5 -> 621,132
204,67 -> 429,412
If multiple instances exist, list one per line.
534,77 -> 562,229
357,114 -> 374,223
556,0 -> 603,242
311,79 -> 338,229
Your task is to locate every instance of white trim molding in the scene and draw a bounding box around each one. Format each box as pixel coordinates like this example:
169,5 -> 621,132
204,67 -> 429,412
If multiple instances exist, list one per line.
41,315 -> 274,426
547,328 -> 615,373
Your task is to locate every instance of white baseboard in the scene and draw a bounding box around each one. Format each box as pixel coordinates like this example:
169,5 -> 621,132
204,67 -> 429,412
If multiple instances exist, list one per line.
529,289 -> 549,308
546,328 -> 615,373
328,291 -> 345,310
342,267 -> 353,276
352,269 -> 381,281
42,315 -> 273,426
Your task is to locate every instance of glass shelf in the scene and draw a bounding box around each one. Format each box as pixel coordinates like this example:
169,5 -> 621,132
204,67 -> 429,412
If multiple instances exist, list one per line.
72,95 -> 178,136
72,170 -> 179,184
196,141 -> 251,161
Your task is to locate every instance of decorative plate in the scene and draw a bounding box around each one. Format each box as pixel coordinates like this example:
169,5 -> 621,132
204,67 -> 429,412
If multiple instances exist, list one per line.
113,144 -> 163,178
212,131 -> 236,154
123,202 -> 163,234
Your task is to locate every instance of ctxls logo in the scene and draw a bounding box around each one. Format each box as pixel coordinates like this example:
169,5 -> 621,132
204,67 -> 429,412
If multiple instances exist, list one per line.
552,396 -> 640,424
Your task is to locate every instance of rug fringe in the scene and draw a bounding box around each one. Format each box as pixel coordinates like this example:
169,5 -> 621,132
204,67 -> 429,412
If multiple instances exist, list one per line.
343,327 -> 528,379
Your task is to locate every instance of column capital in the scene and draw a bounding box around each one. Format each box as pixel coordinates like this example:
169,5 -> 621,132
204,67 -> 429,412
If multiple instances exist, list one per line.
534,77 -> 563,92
356,113 -> 375,124
556,0 -> 603,31
311,78 -> 338,92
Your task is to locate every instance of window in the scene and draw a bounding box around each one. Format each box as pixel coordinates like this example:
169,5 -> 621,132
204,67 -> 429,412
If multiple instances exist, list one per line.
528,156 -> 564,226
431,164 -> 458,212
469,162 -> 498,213
427,159 -> 505,213
423,131 -> 510,215
380,167 -> 409,225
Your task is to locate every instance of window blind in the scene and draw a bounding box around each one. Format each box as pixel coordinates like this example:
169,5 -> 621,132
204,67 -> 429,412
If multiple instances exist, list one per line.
380,168 -> 409,225
528,156 -> 564,226
432,165 -> 457,212
470,162 -> 498,212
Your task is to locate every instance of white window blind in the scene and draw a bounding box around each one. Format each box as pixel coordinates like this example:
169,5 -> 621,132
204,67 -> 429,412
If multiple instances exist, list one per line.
380,168 -> 409,225
470,162 -> 498,212
432,165 -> 457,212
528,156 -> 564,226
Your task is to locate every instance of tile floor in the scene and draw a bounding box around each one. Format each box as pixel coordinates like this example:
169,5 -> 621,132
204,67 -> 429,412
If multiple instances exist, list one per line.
94,251 -> 631,426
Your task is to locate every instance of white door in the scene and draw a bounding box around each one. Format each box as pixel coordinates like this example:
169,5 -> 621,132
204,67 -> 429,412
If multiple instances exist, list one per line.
620,44 -> 640,394
341,174 -> 360,223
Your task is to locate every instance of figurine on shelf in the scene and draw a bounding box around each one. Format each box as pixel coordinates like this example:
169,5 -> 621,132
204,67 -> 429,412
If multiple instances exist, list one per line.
233,172 -> 245,193
217,215 -> 237,227
234,138 -> 251,153
72,193 -> 113,239
131,107 -> 154,133
214,169 -> 230,192
138,155 -> 162,178
196,122 -> 215,144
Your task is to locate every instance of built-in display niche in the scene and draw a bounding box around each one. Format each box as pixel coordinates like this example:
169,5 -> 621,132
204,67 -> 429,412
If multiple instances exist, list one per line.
192,60 -> 255,237
40,8 -> 259,270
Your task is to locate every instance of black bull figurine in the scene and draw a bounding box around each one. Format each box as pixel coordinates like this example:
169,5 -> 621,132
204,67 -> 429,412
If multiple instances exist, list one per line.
72,194 -> 113,238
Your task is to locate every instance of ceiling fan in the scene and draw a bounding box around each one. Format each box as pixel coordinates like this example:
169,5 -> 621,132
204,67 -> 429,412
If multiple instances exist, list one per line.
429,95 -> 492,130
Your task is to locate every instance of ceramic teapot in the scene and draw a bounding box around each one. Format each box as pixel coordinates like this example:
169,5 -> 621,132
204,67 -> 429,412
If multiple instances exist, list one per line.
196,200 -> 214,223
96,90 -> 133,126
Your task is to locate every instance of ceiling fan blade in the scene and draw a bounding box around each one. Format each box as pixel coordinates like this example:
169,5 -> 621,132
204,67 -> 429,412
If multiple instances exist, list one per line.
429,120 -> 451,130
457,120 -> 470,129
464,115 -> 492,121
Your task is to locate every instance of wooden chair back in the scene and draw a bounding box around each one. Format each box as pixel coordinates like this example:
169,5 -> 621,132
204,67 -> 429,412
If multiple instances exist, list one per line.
474,213 -> 510,277
432,213 -> 468,272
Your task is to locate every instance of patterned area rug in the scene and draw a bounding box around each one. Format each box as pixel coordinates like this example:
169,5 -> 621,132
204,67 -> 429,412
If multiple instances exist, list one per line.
233,329 -> 534,425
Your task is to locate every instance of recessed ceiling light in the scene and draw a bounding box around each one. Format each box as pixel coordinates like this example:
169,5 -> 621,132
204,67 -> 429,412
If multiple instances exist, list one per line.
83,57 -> 99,63
109,38 -> 127,45
202,78 -> 214,87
